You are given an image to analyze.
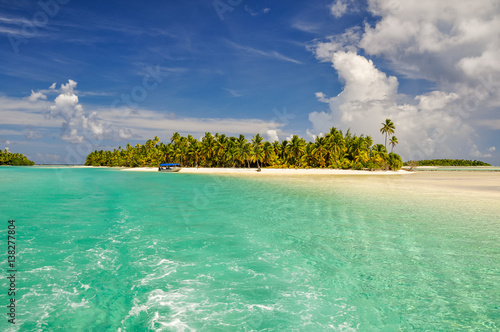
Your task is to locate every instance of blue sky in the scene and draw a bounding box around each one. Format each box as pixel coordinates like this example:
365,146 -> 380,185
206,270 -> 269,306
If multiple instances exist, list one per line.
1,0 -> 499,165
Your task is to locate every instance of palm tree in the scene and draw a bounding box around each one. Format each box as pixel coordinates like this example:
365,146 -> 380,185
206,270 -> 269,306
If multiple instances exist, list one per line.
236,135 -> 251,167
171,132 -> 181,145
389,136 -> 399,153
371,144 -> 388,166
187,136 -> 201,167
286,135 -> 306,167
262,141 -> 275,167
251,134 -> 264,170
380,118 -> 395,149
215,133 -> 228,167
312,136 -> 327,167
201,132 -> 216,167
326,128 -> 344,167
84,126 -> 403,170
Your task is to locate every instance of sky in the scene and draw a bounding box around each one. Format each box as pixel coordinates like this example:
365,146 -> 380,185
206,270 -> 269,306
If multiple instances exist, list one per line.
0,0 -> 499,165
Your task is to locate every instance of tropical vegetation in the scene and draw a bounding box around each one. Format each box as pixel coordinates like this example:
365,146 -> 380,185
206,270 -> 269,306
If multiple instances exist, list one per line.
404,159 -> 491,167
0,149 -> 35,166
380,118 -> 395,149
85,125 -> 404,170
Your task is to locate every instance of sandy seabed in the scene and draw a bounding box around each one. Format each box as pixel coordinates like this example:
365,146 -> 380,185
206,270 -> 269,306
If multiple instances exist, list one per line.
118,166 -> 500,201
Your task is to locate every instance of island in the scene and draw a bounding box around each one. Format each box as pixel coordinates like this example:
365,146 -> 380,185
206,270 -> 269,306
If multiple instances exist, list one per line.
0,149 -> 35,166
85,123 -> 404,171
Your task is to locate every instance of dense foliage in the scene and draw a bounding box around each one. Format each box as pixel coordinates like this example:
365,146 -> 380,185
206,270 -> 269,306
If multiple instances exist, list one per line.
0,149 -> 35,166
85,127 -> 404,170
404,159 -> 491,166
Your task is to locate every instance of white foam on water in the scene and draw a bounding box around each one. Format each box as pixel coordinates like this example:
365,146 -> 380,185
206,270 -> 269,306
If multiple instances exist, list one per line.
24,266 -> 55,273
68,298 -> 90,309
139,259 -> 179,286
329,321 -> 360,331
195,274 -> 215,281
122,288 -> 198,331
151,315 -> 195,332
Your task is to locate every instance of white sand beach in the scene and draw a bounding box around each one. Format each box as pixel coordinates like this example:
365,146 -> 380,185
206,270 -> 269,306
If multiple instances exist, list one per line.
120,167 -> 412,175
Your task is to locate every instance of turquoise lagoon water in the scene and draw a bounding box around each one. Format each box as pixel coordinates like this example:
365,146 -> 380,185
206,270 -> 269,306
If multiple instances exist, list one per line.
1,167 -> 499,331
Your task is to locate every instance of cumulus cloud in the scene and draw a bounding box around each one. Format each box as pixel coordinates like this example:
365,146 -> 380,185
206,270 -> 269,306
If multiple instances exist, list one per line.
3,81 -> 286,149
45,80 -> 133,143
330,0 -> 349,18
309,50 -> 491,160
307,0 -> 500,161
28,90 -> 47,102
360,0 -> 500,94
308,27 -> 361,58
266,129 -> 279,142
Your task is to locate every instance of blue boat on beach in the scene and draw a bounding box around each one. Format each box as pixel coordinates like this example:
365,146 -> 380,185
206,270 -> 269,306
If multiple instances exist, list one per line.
158,163 -> 182,172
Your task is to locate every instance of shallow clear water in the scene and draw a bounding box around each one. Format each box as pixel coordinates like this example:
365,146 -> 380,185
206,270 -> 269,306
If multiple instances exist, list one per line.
1,167 -> 499,331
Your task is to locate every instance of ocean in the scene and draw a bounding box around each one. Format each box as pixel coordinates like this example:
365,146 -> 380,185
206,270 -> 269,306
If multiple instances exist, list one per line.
1,167 -> 499,331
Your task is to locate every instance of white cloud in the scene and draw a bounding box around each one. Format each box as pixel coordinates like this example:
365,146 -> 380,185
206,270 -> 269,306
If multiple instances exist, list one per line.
0,96 -> 57,127
292,21 -> 321,34
330,0 -> 348,18
226,41 -> 303,65
224,88 -> 242,97
332,51 -> 398,102
60,79 -> 78,94
244,6 -> 271,17
43,80 -> 134,143
97,107 -> 284,139
28,90 -> 47,102
266,129 -> 279,142
24,127 -> 44,139
308,27 -> 361,60
307,0 -> 500,162
308,50 -> 487,160
306,129 -> 317,141
1,81 -> 286,149
415,91 -> 460,111
360,0 -> 500,87
471,144 -> 492,158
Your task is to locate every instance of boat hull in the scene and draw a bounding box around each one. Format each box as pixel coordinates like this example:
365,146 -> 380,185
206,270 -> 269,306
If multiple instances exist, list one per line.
158,167 -> 182,172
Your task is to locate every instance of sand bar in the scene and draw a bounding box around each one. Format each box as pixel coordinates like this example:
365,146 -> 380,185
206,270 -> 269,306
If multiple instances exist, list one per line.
120,167 -> 412,175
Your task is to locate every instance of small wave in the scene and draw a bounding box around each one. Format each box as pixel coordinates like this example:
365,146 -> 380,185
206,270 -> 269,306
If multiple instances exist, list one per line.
121,288 -> 198,331
138,259 -> 179,286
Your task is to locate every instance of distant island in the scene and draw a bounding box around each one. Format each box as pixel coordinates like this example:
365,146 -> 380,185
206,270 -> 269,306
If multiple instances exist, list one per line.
85,121 -> 404,171
404,159 -> 491,167
0,149 -> 35,166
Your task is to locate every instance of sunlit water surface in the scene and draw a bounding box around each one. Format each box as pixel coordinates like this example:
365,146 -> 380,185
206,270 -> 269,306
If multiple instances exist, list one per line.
1,167 -> 499,331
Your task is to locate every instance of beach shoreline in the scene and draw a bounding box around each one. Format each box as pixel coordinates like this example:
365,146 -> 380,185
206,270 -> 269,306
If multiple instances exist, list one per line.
119,167 -> 413,175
